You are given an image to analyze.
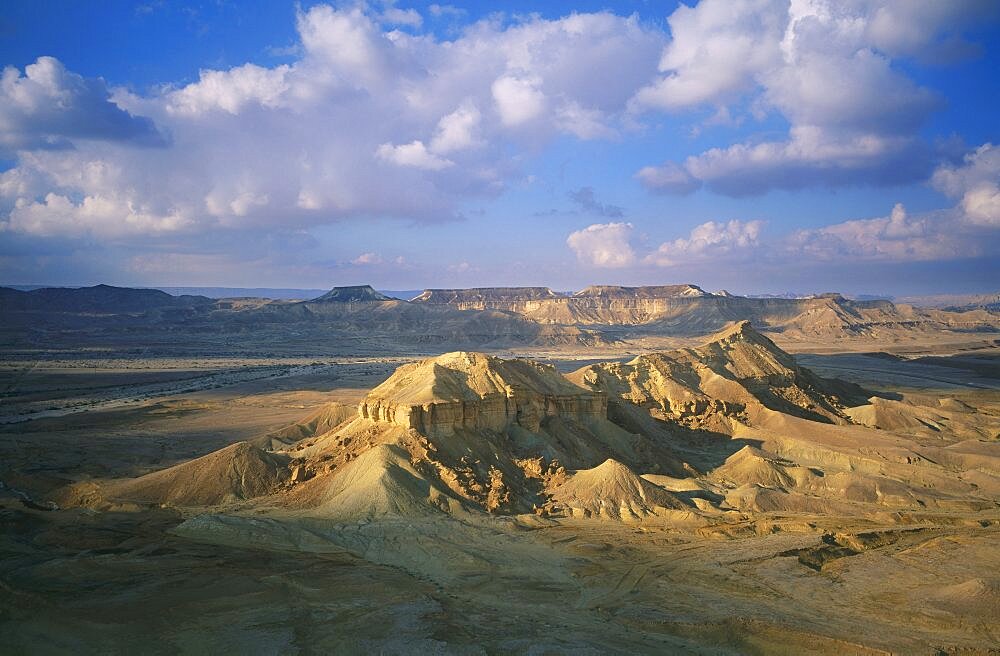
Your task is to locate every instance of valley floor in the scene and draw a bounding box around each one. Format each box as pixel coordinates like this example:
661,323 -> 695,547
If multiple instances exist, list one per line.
4,506 -> 998,654
1,337 -> 999,654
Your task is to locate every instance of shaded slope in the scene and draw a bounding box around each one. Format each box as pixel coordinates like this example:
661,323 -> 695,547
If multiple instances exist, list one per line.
4,282 -> 996,357
549,458 -> 688,520
235,298 -> 605,348
0,284 -> 211,314
707,445 -> 810,489
77,442 -> 290,507
286,444 -> 464,519
252,402 -> 358,449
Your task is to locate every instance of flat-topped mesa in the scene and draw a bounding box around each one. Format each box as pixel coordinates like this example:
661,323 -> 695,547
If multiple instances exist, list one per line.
310,285 -> 392,303
408,284 -> 714,324
572,284 -> 708,299
358,351 -> 606,436
411,287 -> 561,304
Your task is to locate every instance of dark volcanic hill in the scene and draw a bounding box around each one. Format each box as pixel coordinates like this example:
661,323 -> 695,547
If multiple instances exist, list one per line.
310,285 -> 393,303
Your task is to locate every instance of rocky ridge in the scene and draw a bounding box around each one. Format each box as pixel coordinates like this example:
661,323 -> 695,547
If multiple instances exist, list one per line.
568,320 -> 868,427
61,321 -> 999,527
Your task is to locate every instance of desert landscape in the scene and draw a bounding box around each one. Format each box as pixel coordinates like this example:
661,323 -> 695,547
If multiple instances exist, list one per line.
3,1 -> 1000,653
2,283 -> 999,654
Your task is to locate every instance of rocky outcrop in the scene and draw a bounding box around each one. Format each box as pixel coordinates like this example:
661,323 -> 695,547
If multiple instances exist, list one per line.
358,351 -> 606,436
310,285 -> 393,303
569,321 -> 868,425
408,283 -> 815,329
411,287 -> 580,324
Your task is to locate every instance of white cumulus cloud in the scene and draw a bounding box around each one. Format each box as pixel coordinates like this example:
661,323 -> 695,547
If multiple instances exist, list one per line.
566,222 -> 636,267
631,0 -> 974,196
1,2 -> 996,285
7,191 -> 192,237
644,219 -> 764,266
630,0 -> 785,111
491,75 -> 547,127
167,64 -> 290,115
430,104 -> 482,153
785,203 -> 968,261
0,56 -> 165,152
377,140 -> 454,170
0,6 -> 664,241
352,251 -> 383,265
932,143 -> 1000,227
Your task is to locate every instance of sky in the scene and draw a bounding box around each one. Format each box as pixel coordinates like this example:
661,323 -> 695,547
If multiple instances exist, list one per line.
0,0 -> 998,296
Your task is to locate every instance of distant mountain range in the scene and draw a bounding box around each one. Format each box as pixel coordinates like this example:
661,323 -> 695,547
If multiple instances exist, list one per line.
7,284 -> 997,308
2,283 -> 997,358
3,285 -> 423,301
0,284 -> 209,313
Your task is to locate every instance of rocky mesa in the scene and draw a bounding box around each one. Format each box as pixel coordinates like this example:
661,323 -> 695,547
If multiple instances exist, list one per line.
358,351 -> 606,436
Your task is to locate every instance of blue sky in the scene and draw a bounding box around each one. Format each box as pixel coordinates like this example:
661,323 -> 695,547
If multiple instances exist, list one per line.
1,1 -> 998,295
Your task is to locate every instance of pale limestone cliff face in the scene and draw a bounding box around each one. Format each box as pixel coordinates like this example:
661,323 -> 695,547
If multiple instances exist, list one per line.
359,393 -> 607,436
405,285 -> 1000,337
357,351 -> 606,436
410,284 -> 712,326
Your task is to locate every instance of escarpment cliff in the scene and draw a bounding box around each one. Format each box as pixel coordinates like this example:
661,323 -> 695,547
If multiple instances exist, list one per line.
411,283 -> 715,325
277,350 -> 684,517
409,283 -> 1000,337
358,351 -> 606,436
410,287 -> 562,305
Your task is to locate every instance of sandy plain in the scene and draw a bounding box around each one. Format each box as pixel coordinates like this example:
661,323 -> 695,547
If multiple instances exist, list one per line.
1,331 -> 999,655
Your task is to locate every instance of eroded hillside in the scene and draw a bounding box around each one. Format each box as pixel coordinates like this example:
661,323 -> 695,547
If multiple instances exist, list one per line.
3,297 -> 999,654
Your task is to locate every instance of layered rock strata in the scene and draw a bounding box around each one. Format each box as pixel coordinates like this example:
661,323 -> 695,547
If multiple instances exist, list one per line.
358,351 -> 606,436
